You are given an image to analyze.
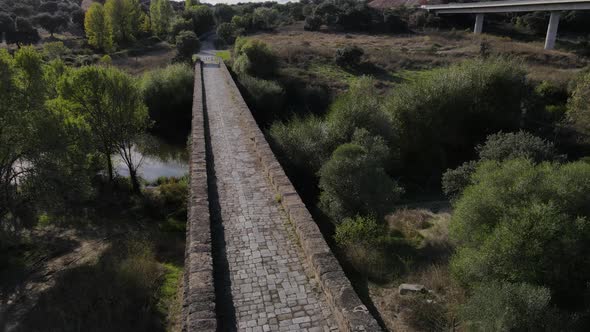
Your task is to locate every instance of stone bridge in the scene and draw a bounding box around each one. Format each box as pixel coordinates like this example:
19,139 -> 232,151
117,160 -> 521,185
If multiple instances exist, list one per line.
182,56 -> 382,332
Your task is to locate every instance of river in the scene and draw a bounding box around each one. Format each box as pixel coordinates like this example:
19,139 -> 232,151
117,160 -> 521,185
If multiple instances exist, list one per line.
113,135 -> 189,183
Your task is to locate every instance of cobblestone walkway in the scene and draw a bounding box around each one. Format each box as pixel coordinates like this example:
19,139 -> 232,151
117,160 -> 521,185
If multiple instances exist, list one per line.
202,60 -> 336,332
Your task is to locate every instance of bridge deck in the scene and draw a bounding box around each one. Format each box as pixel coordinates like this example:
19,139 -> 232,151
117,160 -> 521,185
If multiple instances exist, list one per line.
202,60 -> 336,332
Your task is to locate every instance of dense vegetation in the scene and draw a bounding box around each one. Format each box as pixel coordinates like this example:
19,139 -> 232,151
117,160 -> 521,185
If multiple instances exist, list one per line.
4,0 -> 590,330
226,29 -> 590,328
0,43 -> 191,330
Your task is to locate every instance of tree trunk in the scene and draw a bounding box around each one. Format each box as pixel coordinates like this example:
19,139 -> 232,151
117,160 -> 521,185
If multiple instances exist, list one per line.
129,169 -> 141,195
106,153 -> 114,182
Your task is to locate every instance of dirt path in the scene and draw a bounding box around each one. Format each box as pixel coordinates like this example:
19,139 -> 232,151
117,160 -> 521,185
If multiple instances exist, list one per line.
0,228 -> 112,332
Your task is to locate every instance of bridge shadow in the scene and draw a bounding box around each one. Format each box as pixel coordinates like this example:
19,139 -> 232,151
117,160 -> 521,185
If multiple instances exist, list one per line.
201,66 -> 237,332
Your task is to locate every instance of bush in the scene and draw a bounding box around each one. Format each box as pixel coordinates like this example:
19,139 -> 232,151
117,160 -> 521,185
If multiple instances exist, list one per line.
335,215 -> 382,247
217,22 -> 236,45
442,131 -> 560,199
450,159 -> 590,308
233,37 -> 278,78
334,45 -> 364,68
441,161 -> 477,200
304,15 -> 322,31
252,7 -> 280,31
43,41 -> 70,60
334,215 -> 394,280
141,64 -> 194,140
383,58 -> 527,179
460,282 -> 554,331
477,131 -> 560,163
169,18 -> 193,39
326,76 -> 394,144
318,141 -> 403,221
238,74 -> 285,122
186,5 -> 214,36
175,30 -> 200,60
270,115 -> 334,174
567,71 -> 590,137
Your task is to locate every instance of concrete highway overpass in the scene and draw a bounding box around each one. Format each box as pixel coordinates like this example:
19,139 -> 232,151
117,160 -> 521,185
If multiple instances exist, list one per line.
422,0 -> 590,50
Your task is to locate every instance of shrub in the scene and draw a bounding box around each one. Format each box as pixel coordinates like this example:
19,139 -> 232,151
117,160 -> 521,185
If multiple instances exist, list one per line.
175,30 -> 200,60
567,71 -> 590,137
335,215 -> 382,247
43,41 -> 70,60
233,37 -> 278,78
442,131 -> 560,199
217,22 -> 236,45
141,64 -> 194,140
326,76 -> 394,144
460,282 -> 554,331
186,5 -> 214,36
383,58 -> 527,179
304,15 -> 322,31
169,18 -> 193,39
334,215 -> 393,279
334,45 -> 364,68
252,7 -> 280,31
477,131 -> 560,163
441,161 -> 477,200
270,115 -> 334,174
238,74 -> 285,122
450,159 -> 590,308
318,141 -> 403,221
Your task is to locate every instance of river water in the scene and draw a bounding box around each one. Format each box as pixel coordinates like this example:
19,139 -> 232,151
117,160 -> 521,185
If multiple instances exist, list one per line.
113,135 -> 189,183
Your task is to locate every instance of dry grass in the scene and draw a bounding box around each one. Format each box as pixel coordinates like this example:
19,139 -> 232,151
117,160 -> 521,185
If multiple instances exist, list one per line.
366,207 -> 464,331
112,43 -> 177,76
251,23 -> 589,93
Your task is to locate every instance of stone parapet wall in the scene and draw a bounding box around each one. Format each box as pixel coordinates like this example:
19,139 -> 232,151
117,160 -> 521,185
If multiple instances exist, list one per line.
217,60 -> 382,332
183,61 -> 216,332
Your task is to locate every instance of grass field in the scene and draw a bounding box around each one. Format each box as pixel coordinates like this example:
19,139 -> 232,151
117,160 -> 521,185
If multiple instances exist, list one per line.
250,23 -> 589,94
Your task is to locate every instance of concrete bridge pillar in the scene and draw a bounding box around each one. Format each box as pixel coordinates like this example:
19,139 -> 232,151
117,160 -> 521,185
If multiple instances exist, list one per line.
545,11 -> 561,50
474,13 -> 484,34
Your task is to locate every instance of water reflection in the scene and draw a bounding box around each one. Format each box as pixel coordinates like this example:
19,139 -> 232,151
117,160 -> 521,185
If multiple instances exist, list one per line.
113,135 -> 188,182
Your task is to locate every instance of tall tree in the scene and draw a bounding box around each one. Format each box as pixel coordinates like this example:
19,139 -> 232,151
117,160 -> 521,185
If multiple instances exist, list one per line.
34,12 -> 68,37
128,0 -> 143,38
85,3 -> 113,51
150,0 -> 173,38
105,0 -> 142,43
57,66 -> 149,193
105,0 -> 130,42
0,47 -> 46,223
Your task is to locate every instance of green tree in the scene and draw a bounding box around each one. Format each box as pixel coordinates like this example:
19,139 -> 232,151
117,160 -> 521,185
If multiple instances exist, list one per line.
105,0 -> 137,43
150,0 -> 173,38
450,159 -> 590,307
216,22 -> 235,44
140,64 -> 194,140
34,12 -> 68,37
476,131 -> 560,163
442,131 -> 560,199
460,282 -> 555,331
213,4 -> 235,24
57,66 -> 149,193
233,37 -> 278,78
186,5 -> 214,36
0,48 -> 45,222
0,48 -> 85,226
383,57 -> 526,179
175,30 -> 200,60
318,139 -> 403,221
252,7 -> 280,30
85,3 -> 114,51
